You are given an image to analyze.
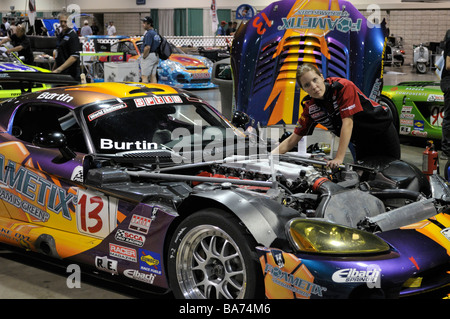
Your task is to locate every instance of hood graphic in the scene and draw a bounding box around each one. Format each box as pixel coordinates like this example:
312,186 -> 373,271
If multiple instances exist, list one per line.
0,63 -> 39,72
231,0 -> 387,126
169,54 -> 206,68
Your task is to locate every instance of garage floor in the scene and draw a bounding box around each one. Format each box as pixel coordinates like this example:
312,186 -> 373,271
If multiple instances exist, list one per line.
0,65 -> 447,299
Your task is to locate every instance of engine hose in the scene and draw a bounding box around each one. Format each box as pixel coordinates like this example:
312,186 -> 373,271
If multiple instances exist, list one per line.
312,177 -> 345,194
368,189 -> 424,201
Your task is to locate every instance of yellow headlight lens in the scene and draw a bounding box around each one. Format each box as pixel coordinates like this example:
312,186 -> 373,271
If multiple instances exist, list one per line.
288,219 -> 390,254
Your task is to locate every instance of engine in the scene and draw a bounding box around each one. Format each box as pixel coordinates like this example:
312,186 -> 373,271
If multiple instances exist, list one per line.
203,154 -> 443,230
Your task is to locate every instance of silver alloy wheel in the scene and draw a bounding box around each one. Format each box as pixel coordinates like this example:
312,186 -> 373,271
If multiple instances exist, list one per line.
175,224 -> 247,299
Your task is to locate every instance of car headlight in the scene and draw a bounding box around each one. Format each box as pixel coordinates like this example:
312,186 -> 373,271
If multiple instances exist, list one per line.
203,58 -> 213,69
165,60 -> 185,72
287,219 -> 390,254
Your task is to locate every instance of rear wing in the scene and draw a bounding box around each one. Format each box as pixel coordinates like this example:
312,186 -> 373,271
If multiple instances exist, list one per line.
0,71 -> 79,93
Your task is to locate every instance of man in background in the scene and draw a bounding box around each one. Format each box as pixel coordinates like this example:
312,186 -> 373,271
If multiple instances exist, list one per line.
0,24 -> 34,65
140,16 -> 160,83
52,12 -> 81,82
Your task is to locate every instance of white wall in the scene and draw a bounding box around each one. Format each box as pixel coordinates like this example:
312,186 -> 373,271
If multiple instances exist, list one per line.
2,0 -> 63,12
3,0 -> 450,13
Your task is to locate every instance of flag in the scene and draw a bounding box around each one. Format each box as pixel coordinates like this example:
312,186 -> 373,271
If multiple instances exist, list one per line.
210,0 -> 218,34
28,0 -> 37,26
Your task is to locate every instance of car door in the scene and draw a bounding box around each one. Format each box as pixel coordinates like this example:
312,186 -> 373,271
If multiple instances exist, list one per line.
0,101 -> 118,237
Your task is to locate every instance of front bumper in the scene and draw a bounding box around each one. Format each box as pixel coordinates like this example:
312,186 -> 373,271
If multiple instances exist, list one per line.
257,245 -> 450,299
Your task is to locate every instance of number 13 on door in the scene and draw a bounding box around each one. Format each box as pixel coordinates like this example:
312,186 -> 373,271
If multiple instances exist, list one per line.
76,189 -> 118,238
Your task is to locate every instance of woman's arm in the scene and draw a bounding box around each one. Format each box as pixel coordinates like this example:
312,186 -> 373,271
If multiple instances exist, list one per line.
272,132 -> 303,154
327,116 -> 353,168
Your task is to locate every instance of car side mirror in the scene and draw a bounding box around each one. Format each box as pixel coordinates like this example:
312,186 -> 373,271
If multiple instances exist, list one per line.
232,111 -> 250,129
33,131 -> 76,160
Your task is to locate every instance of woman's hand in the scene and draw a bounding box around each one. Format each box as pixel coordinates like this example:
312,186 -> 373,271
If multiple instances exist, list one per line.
326,157 -> 343,169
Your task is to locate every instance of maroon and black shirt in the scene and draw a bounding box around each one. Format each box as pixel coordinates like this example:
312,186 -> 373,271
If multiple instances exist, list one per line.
294,77 -> 392,143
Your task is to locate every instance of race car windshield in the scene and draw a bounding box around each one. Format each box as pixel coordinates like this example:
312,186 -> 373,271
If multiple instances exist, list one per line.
82,97 -> 231,154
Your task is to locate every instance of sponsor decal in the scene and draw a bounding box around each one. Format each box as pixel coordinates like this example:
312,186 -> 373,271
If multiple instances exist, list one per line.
71,166 -> 84,182
332,265 -> 381,288
400,119 -> 413,126
411,130 -> 428,137
191,72 -> 211,80
115,229 -> 146,247
0,155 -> 75,221
88,103 -> 127,121
413,120 -> 424,131
123,269 -> 156,284
95,256 -> 118,274
264,263 -> 326,298
0,226 -> 31,249
36,92 -> 74,102
129,214 -> 152,234
401,106 -> 413,113
139,249 -> 162,275
109,243 -> 137,262
100,138 -> 158,151
400,113 -> 414,119
133,95 -> 182,108
279,7 -> 362,33
400,126 -> 411,135
427,94 -> 444,102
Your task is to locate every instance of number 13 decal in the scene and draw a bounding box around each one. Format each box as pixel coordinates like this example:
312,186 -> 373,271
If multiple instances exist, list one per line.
76,189 -> 118,238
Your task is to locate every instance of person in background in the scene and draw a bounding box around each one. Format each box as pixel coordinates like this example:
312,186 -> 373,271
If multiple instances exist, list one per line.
0,24 -> 34,65
80,20 -> 93,37
107,21 -> 116,36
230,22 -> 237,35
8,20 -> 17,36
139,16 -> 160,84
226,21 -> 233,35
217,21 -> 226,35
272,63 -> 400,168
52,12 -> 81,82
0,18 -> 10,36
440,30 -> 450,161
91,21 -> 99,35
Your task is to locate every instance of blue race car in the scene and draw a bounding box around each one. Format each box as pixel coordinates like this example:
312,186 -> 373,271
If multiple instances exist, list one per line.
110,38 -> 216,89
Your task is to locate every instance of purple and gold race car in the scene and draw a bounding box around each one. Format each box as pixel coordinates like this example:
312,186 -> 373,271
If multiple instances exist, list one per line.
0,80 -> 449,299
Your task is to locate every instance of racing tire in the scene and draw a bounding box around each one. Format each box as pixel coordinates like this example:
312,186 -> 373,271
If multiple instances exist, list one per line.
167,208 -> 264,299
380,96 -> 399,132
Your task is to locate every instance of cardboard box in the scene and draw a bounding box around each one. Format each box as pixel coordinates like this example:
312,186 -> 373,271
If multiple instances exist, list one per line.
104,61 -> 139,82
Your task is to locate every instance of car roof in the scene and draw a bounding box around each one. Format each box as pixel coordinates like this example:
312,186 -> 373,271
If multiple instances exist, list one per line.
0,82 -> 184,131
21,82 -> 181,107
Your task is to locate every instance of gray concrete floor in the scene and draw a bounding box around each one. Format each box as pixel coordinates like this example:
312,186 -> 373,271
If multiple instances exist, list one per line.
0,65 -> 446,299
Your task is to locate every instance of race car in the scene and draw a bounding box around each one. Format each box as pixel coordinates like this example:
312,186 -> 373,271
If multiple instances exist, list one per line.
110,38 -> 216,89
0,50 -> 78,100
381,81 -> 444,140
0,81 -> 449,299
0,51 -> 52,99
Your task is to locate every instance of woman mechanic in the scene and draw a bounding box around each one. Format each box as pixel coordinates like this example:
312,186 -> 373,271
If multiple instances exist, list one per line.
272,63 -> 400,168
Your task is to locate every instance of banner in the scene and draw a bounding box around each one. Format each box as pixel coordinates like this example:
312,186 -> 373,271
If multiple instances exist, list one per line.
210,0 -> 218,34
28,0 -> 37,26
